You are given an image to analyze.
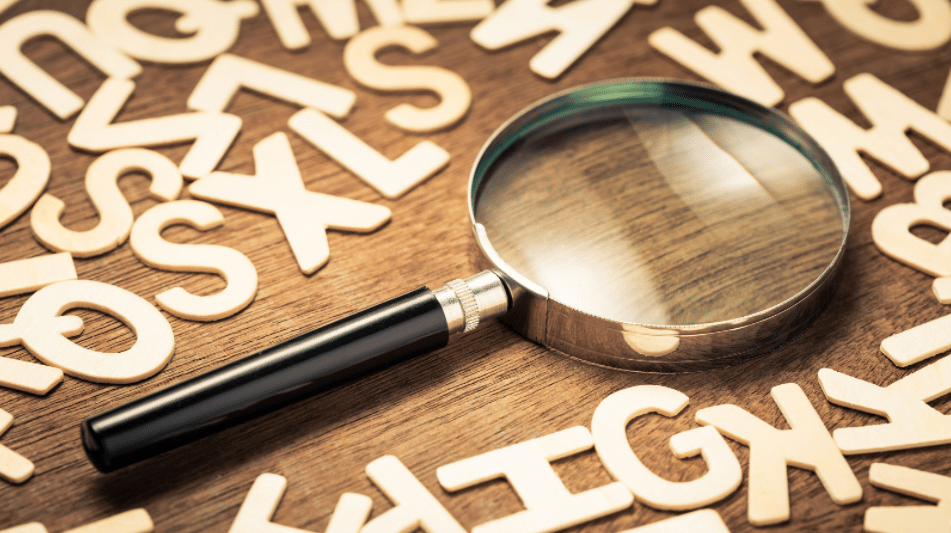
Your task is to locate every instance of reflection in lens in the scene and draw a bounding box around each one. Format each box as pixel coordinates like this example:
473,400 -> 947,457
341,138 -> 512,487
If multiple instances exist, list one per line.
474,104 -> 845,327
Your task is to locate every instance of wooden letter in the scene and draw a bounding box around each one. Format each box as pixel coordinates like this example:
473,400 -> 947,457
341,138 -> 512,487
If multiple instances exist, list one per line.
363,456 -> 466,533
696,383 -> 862,526
2,510 -> 152,533
923,171 -> 951,300
437,426 -> 634,533
789,74 -> 951,200
289,109 -> 449,199
803,0 -> 951,51
0,0 -> 20,16
934,277 -> 951,304
403,0 -> 493,25
0,253 -> 76,298
0,357 -> 63,395
818,357 -> 951,454
0,253 -> 73,395
0,280 -> 175,384
873,170 -> 951,280
259,0 -> 401,50
881,313 -> 951,367
0,133 -> 50,232
344,26 -> 471,133
0,524 -> 47,533
591,385 -> 741,510
188,53 -> 355,119
260,0 -> 359,44
470,0 -> 650,80
62,510 -> 153,533
873,204 -> 951,277
188,132 -> 390,274
68,78 -> 242,180
0,106 -> 16,133
31,148 -> 183,258
130,200 -> 258,322
228,474 -> 371,533
616,510 -> 730,533
864,463 -> 951,533
648,0 -> 834,107
86,0 -> 259,64
1,314 -> 82,391
940,67 -> 951,122
0,408 -> 34,484
0,10 -> 141,120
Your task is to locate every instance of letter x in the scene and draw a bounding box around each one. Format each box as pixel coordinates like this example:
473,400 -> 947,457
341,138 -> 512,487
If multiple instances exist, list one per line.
189,132 -> 391,274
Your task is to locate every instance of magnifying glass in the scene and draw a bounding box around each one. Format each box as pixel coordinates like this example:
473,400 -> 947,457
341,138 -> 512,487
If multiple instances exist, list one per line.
81,79 -> 850,472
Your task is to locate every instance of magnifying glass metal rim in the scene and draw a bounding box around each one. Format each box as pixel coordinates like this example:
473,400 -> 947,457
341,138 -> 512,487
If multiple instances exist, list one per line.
468,77 -> 852,370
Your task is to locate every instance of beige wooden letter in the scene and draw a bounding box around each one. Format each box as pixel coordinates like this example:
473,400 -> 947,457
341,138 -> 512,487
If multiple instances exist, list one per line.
648,0 -> 834,107
0,357 -> 63,395
2,510 -> 152,533
363,455 -> 466,533
289,109 -> 449,199
0,253 -> 76,299
470,0 -> 651,80
908,170 -> 951,245
189,132 -> 390,274
62,510 -> 153,533
940,67 -> 951,122
31,148 -> 183,258
0,106 -> 16,133
131,200 -> 258,322
0,0 -> 20,16
802,0 -> 951,51
873,205 -> 951,277
934,277 -> 951,303
592,385 -> 741,511
818,357 -> 951,454
696,383 -> 862,526
617,510 -> 730,533
259,0 -> 401,50
343,25 -> 471,133
864,463 -> 951,533
0,134 -> 50,232
873,171 -> 951,278
229,473 -> 371,533
86,0 -> 259,64
437,426 -> 634,533
0,408 -> 34,484
403,0 -> 493,24
881,313 -> 951,367
0,280 -> 175,384
0,524 -> 47,533
0,253 -> 73,396
260,0 -> 359,44
789,74 -> 951,200
188,53 -> 355,119
67,78 -> 242,180
0,10 -> 141,120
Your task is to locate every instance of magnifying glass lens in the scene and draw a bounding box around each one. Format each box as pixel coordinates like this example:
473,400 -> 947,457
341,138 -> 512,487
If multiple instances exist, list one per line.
474,102 -> 845,327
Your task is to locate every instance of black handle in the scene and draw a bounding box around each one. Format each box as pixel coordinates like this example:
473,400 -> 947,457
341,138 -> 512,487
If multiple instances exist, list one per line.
81,287 -> 449,473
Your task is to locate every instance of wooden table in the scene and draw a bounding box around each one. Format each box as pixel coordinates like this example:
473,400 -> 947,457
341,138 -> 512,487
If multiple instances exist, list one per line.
2,1 -> 950,531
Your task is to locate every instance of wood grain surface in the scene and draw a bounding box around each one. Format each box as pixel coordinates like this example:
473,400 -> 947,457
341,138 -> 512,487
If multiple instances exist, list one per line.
1,1 -> 950,531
